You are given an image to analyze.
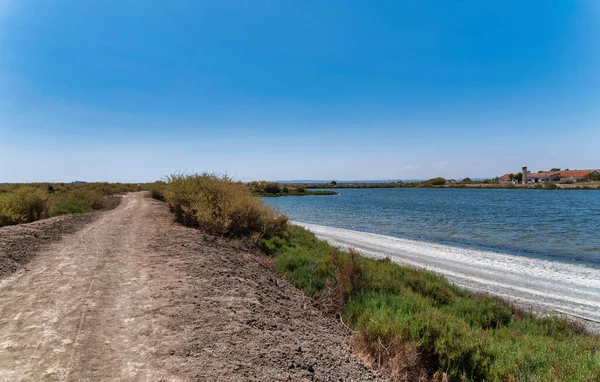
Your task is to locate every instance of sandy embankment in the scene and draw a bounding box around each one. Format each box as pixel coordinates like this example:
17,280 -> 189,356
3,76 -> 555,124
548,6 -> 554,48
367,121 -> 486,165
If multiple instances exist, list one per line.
294,221 -> 600,332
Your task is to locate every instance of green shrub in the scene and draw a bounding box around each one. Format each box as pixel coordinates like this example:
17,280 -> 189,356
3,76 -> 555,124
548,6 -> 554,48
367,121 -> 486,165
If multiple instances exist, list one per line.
428,177 -> 447,186
544,182 -> 558,190
268,225 -> 600,381
150,187 -> 165,201
263,182 -> 282,194
275,246 -> 328,295
0,187 -> 49,226
259,236 -> 285,254
164,173 -> 288,241
50,203 -> 94,217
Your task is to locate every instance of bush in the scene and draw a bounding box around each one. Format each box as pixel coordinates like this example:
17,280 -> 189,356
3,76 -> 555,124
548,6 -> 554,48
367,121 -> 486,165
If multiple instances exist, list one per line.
150,187 -> 165,201
583,172 -> 600,181
263,182 -> 282,194
269,225 -> 600,381
544,182 -> 558,190
259,236 -> 284,254
51,188 -> 104,211
164,173 -> 288,241
0,187 -> 49,226
50,203 -> 94,217
428,177 -> 447,186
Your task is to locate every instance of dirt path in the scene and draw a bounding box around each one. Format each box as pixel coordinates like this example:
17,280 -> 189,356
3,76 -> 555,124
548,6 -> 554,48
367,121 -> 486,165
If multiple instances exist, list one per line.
0,193 -> 381,382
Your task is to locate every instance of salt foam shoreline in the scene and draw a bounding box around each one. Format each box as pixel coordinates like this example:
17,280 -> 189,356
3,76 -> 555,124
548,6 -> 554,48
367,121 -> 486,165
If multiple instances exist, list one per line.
293,221 -> 600,330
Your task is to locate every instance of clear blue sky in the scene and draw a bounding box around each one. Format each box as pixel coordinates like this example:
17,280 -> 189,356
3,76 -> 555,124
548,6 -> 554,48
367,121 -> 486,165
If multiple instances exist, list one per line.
1,1 -> 598,182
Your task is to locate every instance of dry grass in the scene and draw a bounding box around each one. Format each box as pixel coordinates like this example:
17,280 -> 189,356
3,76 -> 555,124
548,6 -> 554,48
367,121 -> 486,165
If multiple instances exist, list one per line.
163,173 -> 288,242
0,183 -> 138,226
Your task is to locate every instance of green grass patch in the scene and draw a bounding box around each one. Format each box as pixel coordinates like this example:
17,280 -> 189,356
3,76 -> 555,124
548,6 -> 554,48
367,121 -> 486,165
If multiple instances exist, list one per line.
49,203 -> 94,217
268,226 -> 600,381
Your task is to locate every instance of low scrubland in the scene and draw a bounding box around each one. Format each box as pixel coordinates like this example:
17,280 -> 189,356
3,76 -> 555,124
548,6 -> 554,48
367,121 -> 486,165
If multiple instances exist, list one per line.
161,173 -> 288,242
155,173 -> 599,381
0,183 -> 136,227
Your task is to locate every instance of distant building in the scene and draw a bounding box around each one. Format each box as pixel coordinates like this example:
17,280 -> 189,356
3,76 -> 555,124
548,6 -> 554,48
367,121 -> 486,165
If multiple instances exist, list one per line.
499,174 -> 516,184
526,171 -> 560,183
500,167 -> 599,184
559,170 -> 599,181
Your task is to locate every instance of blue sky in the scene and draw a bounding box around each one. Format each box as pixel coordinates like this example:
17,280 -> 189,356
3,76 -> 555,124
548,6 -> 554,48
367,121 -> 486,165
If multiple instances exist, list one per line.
1,1 -> 599,182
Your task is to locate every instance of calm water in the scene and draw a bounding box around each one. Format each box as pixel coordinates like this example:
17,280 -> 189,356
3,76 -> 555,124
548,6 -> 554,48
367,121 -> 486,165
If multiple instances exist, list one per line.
263,188 -> 600,267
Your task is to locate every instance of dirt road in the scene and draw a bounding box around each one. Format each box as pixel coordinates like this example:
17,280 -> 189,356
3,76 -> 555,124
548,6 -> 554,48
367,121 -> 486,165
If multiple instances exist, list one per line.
0,193 -> 381,381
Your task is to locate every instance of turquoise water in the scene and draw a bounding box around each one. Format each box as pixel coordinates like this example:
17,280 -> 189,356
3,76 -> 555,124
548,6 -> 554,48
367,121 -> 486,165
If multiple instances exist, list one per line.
263,188 -> 600,267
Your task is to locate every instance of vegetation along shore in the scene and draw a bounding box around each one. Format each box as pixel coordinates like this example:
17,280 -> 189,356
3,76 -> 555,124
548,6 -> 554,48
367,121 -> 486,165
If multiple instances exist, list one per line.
2,176 -> 599,380
289,177 -> 600,190
151,173 -> 600,381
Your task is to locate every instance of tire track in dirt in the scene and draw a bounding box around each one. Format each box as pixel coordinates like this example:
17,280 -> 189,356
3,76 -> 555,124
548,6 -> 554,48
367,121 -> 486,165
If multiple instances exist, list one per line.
0,194 -> 173,381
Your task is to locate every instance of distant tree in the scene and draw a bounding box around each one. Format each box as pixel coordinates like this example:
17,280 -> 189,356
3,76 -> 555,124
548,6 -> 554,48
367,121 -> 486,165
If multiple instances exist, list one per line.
550,168 -> 561,172
263,182 -> 282,194
462,177 -> 472,183
584,172 -> 600,181
428,177 -> 446,186
330,180 -> 337,185
509,173 -> 523,182
516,172 -> 523,183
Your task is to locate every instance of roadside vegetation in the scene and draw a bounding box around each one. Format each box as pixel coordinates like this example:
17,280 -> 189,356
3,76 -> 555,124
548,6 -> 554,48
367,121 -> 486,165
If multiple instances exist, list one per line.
161,173 -> 288,242
0,183 -> 136,227
153,173 -> 600,381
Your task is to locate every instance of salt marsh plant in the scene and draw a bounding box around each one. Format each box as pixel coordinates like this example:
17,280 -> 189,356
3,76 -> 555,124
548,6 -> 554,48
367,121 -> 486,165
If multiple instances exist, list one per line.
163,173 -> 288,241
269,225 -> 600,381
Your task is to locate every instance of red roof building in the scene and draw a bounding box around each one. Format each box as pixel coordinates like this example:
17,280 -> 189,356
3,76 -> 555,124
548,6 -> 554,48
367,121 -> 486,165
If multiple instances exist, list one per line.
559,170 -> 597,180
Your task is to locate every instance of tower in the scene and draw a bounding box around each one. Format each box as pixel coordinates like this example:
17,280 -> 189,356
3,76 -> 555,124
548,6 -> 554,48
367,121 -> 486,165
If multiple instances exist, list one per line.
522,166 -> 528,184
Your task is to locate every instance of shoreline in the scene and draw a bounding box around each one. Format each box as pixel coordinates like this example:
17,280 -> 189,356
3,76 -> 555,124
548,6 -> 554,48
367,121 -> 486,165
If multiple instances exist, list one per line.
293,221 -> 600,332
295,182 -> 600,190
